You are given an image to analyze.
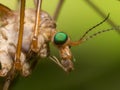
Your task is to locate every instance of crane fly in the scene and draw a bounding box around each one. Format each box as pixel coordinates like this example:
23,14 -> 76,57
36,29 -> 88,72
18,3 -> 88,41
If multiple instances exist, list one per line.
0,0 -> 119,90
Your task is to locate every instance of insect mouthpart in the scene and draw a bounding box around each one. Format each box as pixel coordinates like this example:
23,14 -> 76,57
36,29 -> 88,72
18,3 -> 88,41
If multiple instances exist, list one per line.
61,59 -> 74,72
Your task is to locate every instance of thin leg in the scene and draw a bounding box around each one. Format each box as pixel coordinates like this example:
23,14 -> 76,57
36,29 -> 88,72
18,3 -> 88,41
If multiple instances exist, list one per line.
84,0 -> 117,27
14,0 -> 26,70
31,0 -> 42,52
16,0 -> 20,10
3,1 -> 26,89
34,0 -> 37,7
53,0 -> 64,21
3,69 -> 16,90
3,52 -> 29,90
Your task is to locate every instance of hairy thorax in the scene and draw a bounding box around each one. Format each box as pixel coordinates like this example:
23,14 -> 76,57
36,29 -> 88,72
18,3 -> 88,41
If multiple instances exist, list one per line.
0,9 -> 56,57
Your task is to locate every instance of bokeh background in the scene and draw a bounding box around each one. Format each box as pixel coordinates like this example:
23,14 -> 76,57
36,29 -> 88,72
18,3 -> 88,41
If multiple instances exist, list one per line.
0,0 -> 120,90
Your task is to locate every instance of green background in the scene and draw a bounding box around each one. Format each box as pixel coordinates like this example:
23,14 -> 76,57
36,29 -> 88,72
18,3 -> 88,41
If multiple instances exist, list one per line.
0,0 -> 120,90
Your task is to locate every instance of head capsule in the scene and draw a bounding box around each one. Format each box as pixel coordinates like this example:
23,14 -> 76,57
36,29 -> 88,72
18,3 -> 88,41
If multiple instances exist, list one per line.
50,14 -> 120,72
52,32 -> 74,72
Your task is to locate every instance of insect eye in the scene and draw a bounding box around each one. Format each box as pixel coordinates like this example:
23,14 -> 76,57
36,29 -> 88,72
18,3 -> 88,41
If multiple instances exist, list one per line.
54,32 -> 68,45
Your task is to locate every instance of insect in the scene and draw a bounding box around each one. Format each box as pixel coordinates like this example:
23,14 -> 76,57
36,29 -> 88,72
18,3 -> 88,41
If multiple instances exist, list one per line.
0,0 -> 119,90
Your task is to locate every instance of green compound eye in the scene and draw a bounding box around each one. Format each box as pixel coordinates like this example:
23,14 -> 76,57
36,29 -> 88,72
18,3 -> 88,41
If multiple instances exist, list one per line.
54,32 -> 68,45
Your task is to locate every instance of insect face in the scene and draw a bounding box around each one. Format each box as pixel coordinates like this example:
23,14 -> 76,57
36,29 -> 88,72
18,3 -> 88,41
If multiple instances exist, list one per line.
59,46 -> 74,72
52,32 -> 74,72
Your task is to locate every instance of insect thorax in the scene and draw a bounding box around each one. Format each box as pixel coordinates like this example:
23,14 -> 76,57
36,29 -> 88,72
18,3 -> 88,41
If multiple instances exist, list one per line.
0,9 -> 56,58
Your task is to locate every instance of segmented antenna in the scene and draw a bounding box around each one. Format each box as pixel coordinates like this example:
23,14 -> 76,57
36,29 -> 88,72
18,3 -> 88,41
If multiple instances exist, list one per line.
69,14 -> 119,46
82,26 -> 120,42
80,13 -> 110,41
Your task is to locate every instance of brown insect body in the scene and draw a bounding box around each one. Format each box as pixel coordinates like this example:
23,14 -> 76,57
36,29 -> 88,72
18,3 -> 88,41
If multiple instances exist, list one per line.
0,5 -> 73,77
0,1 -> 119,90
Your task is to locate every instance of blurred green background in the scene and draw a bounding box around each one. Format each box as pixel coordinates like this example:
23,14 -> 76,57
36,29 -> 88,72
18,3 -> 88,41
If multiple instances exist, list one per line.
0,0 -> 120,90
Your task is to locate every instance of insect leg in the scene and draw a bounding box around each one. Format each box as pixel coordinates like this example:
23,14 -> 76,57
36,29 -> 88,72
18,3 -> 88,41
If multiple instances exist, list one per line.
53,0 -> 64,21
3,68 -> 16,90
14,0 -> 26,70
31,0 -> 42,52
2,52 -> 29,90
3,1 -> 26,89
15,0 -> 20,10
34,0 -> 37,7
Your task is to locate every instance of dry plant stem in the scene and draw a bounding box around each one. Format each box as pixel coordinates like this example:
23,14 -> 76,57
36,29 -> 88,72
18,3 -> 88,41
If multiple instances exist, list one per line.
85,0 -> 117,27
